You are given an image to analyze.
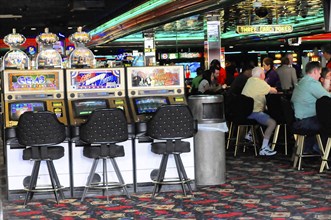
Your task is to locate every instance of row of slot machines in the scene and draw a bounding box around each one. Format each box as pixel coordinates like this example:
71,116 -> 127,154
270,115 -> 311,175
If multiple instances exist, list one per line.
2,66 -> 186,128
1,65 -> 193,198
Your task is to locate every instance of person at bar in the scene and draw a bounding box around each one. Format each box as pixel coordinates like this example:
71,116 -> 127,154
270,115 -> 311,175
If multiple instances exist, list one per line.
241,66 -> 278,156
228,63 -> 254,95
263,57 -> 281,89
286,52 -> 302,79
291,61 -> 331,153
210,59 -> 226,87
319,67 -> 331,92
276,56 -> 297,91
190,67 -> 204,94
322,44 -> 331,69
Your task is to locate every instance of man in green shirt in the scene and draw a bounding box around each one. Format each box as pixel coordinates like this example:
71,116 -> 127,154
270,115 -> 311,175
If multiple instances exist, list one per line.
190,67 -> 204,94
291,61 -> 331,153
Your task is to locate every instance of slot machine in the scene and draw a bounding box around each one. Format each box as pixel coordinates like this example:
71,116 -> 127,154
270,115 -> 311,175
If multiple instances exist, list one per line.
2,69 -> 70,197
1,28 -> 70,199
126,65 -> 194,184
66,27 -> 134,190
66,67 -> 134,189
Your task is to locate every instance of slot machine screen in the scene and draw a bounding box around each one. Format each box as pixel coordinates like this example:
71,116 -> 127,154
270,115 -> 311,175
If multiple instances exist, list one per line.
69,69 -> 121,90
72,99 -> 108,118
9,102 -> 46,121
134,97 -> 169,115
129,67 -> 181,87
8,71 -> 60,91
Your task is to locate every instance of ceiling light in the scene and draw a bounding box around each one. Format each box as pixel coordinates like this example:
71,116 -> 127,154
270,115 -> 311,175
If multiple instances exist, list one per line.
0,14 -> 22,19
30,27 -> 36,30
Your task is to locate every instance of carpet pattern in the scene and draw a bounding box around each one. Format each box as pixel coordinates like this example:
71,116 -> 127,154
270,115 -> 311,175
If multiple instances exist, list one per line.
3,155 -> 331,219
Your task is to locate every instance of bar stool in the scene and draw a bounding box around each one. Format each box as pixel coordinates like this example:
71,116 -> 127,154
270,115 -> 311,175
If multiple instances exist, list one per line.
16,111 -> 67,205
146,104 -> 196,197
225,94 -> 259,156
266,94 -> 288,155
316,96 -> 331,173
280,97 -> 323,170
79,108 -> 130,202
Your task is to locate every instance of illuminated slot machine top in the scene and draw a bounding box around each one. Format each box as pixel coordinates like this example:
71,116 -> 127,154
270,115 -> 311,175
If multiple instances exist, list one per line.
126,65 -> 187,123
2,69 -> 66,127
68,27 -> 95,69
66,67 -> 129,125
2,29 -> 30,70
35,28 -> 62,69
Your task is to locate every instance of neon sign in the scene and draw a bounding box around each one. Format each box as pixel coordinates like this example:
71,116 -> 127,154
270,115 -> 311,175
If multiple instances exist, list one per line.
236,25 -> 293,34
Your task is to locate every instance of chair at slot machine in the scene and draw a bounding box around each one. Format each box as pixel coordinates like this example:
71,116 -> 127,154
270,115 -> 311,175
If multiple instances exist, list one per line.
16,111 -> 67,205
146,104 -> 197,197
79,108 -> 130,202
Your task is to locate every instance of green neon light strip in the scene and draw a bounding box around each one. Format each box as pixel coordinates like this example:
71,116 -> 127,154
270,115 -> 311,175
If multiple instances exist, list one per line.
114,31 -> 204,42
89,0 -> 172,35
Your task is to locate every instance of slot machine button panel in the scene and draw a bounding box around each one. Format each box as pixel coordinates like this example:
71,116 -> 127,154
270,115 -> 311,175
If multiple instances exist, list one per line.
7,95 -> 13,100
70,93 -> 75,98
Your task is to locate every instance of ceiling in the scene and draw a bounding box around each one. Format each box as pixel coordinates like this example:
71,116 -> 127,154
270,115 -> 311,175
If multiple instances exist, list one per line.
96,0 -> 329,52
0,0 -> 329,53
0,0 -> 147,38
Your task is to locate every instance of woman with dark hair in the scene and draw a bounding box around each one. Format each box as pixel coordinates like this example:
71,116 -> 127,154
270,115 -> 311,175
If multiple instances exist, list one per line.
263,57 -> 280,88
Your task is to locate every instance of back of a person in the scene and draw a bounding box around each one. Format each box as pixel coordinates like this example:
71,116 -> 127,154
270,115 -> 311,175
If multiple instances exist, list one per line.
276,65 -> 297,90
228,73 -> 248,95
291,75 -> 319,119
291,62 -> 330,119
190,75 -> 203,94
242,77 -> 269,112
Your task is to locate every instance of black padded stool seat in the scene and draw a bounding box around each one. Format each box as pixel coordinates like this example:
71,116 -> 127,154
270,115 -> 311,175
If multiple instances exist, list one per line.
16,111 -> 67,205
83,145 -> 124,159
23,147 -> 64,160
79,108 -> 130,202
147,104 -> 196,197
151,141 -> 190,155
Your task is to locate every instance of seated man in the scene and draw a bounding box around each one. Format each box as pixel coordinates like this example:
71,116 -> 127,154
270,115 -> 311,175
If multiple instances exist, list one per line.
319,67 -> 331,92
291,61 -> 331,153
242,67 -> 278,156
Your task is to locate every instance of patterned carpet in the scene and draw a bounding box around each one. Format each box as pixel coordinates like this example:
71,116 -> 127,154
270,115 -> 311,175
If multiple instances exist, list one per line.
3,152 -> 331,219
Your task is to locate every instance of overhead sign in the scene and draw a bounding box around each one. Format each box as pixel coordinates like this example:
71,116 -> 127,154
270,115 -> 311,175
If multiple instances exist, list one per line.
236,25 -> 293,34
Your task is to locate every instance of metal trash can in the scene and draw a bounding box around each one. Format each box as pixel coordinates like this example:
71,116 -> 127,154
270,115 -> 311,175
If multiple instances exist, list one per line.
188,95 -> 227,186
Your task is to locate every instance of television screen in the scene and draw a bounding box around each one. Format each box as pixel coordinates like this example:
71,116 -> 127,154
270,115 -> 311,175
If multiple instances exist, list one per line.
72,99 -> 108,118
8,71 -> 59,91
175,62 -> 201,78
9,102 -> 46,121
69,69 -> 121,90
134,97 -> 169,115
